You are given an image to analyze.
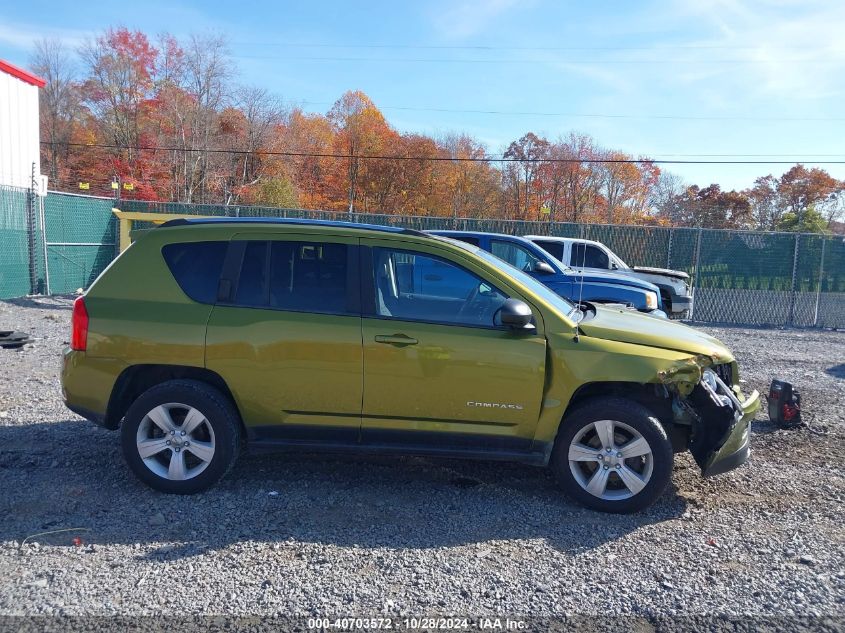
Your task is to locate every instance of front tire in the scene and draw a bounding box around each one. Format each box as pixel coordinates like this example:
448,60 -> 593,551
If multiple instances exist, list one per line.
550,398 -> 673,513
120,380 -> 241,494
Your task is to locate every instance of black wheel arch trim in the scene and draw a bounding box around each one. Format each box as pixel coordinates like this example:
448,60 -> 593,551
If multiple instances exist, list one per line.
105,363 -> 242,431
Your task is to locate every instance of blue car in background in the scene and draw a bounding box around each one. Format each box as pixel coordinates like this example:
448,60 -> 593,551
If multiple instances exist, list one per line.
428,231 -> 667,317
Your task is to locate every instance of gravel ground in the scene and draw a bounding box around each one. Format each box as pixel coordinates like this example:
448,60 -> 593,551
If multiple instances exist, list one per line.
0,296 -> 843,622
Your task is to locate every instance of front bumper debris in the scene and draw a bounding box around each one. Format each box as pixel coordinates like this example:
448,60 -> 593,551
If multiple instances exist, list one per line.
699,372 -> 760,477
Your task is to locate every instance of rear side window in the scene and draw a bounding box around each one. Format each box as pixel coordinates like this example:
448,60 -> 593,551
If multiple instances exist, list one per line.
162,241 -> 228,304
231,240 -> 349,314
533,240 -> 564,262
270,241 -> 347,313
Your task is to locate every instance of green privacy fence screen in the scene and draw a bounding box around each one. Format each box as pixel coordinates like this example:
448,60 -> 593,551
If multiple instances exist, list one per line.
0,185 -> 35,299
43,192 -> 116,295
1,187 -> 843,328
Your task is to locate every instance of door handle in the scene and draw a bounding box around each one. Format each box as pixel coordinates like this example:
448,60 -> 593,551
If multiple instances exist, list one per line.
424,274 -> 443,281
374,334 -> 418,347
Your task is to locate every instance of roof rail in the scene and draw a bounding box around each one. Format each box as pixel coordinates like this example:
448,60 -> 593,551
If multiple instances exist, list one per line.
157,216 -> 427,237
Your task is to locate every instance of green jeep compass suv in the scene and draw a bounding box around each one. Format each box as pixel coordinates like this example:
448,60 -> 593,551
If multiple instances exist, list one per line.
62,218 -> 759,513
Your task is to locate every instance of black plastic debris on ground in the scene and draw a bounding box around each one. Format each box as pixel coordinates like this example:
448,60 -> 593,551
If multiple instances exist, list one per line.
0,331 -> 31,349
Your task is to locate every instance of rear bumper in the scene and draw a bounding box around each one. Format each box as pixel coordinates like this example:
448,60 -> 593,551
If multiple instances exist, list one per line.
65,402 -> 108,427
62,349 -> 123,430
702,388 -> 760,477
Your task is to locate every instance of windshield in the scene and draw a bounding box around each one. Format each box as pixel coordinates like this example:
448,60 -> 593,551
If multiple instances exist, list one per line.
434,237 -> 576,317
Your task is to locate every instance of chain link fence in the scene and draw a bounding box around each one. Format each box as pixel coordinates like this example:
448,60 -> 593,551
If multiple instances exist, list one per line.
1,188 -> 843,329
43,192 -> 116,295
0,184 -> 33,299
0,183 -> 49,298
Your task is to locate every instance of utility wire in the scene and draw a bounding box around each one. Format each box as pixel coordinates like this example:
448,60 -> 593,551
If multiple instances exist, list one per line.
231,43 -> 831,52
235,54 -> 841,65
44,142 -> 845,165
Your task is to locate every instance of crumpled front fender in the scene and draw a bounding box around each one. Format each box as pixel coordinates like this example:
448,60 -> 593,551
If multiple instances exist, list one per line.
656,353 -> 728,396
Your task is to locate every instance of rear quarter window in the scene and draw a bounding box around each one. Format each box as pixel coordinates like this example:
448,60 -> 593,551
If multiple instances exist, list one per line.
161,241 -> 228,304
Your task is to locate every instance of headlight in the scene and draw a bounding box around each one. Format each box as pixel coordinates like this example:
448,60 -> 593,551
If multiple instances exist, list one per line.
702,369 -> 733,408
645,291 -> 658,310
702,368 -> 718,391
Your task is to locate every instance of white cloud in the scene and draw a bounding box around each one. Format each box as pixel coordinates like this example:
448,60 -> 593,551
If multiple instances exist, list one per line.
0,21 -> 91,52
429,0 -> 530,39
657,0 -> 845,100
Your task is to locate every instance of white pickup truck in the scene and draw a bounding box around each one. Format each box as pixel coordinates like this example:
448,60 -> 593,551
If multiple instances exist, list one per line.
524,236 -> 693,318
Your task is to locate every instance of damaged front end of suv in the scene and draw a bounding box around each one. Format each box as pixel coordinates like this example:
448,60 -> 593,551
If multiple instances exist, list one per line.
658,354 -> 760,476
563,305 -> 762,479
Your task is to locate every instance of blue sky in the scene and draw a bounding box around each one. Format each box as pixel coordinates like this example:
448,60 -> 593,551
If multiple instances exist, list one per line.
2,0 -> 844,190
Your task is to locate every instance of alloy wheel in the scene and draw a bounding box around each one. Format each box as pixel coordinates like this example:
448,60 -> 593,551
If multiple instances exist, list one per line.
135,403 -> 216,481
567,419 -> 654,500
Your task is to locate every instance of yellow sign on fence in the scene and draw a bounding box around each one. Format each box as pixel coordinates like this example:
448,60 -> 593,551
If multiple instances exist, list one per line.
111,209 -> 215,252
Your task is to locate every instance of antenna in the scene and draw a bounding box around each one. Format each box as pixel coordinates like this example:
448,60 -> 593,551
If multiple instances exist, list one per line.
574,240 -> 587,342
576,242 -> 587,305
577,241 -> 587,305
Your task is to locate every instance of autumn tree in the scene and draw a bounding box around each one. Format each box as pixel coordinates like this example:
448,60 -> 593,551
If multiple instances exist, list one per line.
776,165 -> 844,230
31,38 -> 82,188
284,109 -> 335,209
219,87 -> 285,205
596,152 -> 659,224
440,134 -> 499,219
328,91 -> 392,213
663,184 -> 752,228
152,33 -> 232,203
746,175 -> 782,230
79,28 -> 158,165
557,133 -> 600,223
502,132 -> 550,219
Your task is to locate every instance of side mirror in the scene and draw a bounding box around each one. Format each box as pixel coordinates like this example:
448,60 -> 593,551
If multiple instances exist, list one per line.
533,261 -> 555,275
611,261 -> 619,270
497,299 -> 535,331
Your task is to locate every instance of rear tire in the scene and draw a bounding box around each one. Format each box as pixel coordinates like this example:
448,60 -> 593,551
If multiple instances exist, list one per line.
120,380 -> 241,494
550,398 -> 673,513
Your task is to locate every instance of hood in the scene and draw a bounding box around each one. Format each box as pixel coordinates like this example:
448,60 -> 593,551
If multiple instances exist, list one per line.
632,266 -> 689,281
578,304 -> 733,361
569,268 -> 660,292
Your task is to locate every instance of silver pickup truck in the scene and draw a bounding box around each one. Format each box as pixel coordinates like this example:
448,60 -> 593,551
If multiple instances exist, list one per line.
525,236 -> 693,318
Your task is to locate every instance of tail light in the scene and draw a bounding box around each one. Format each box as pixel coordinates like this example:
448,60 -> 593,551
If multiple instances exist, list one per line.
71,297 -> 89,351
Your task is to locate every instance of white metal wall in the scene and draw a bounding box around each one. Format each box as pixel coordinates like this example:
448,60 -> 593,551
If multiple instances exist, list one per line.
0,70 -> 40,189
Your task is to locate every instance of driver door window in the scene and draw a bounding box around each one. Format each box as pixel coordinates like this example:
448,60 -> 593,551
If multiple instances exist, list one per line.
372,247 -> 508,328
491,240 -> 540,273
